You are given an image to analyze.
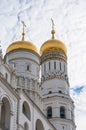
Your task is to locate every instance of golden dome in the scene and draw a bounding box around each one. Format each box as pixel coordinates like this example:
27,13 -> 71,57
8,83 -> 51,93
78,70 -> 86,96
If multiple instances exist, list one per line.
6,21 -> 39,55
40,39 -> 67,55
40,19 -> 67,55
6,40 -> 39,54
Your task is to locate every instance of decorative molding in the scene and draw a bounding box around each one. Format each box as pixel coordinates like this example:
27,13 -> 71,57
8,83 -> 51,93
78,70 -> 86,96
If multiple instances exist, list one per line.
41,50 -> 67,64
41,72 -> 69,85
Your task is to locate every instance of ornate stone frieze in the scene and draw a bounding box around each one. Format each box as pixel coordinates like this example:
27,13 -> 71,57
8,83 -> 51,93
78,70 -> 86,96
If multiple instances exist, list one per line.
41,72 -> 69,84
41,50 -> 67,63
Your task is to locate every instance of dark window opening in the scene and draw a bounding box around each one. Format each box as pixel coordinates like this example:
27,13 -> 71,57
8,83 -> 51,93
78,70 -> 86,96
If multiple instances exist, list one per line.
5,73 -> 8,80
49,62 -> 50,70
22,101 -> 31,120
44,64 -> 46,72
58,90 -> 62,93
60,106 -> 65,118
48,91 -> 52,94
60,62 -> 61,70
27,65 -> 30,71
1,98 -> 10,130
47,107 -> 52,118
24,122 -> 28,130
54,61 -> 56,69
63,126 -> 64,129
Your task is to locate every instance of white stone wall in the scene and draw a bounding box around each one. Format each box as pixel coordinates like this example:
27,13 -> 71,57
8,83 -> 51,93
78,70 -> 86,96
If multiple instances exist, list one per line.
5,50 -> 40,80
0,64 -> 11,84
42,60 -> 67,76
41,54 -> 75,130
18,91 -> 56,130
0,44 -> 75,130
3,50 -> 43,109
42,79 -> 69,95
0,76 -> 56,130
0,76 -> 18,130
43,96 -> 74,118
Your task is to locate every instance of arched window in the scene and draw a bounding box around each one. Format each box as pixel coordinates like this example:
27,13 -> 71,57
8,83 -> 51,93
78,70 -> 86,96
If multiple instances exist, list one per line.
24,122 -> 28,130
1,97 -> 10,130
60,106 -> 66,118
22,101 -> 31,120
47,106 -> 52,118
36,119 -> 44,130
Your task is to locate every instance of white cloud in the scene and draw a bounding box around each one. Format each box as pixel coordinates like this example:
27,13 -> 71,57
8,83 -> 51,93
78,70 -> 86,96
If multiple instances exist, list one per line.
71,86 -> 86,130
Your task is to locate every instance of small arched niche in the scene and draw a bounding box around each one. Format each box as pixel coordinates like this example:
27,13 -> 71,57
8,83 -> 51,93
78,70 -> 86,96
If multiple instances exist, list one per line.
22,101 -> 31,120
36,119 -> 44,130
47,106 -> 52,118
60,106 -> 66,118
24,122 -> 29,130
1,97 -> 11,130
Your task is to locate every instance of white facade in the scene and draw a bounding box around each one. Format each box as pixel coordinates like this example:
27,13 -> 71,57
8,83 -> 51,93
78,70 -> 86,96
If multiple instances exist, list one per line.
0,30 -> 76,130
0,75 -> 55,130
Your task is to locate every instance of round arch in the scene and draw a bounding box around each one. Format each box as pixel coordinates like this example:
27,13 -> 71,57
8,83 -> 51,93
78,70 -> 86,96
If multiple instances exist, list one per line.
36,119 -> 44,130
24,122 -> 29,130
60,106 -> 66,118
1,97 -> 11,130
22,101 -> 31,120
47,106 -> 52,118
0,94 -> 13,111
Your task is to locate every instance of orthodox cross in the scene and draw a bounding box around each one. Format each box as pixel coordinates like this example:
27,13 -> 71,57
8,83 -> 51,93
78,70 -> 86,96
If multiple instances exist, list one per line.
51,18 -> 55,39
21,21 -> 26,41
51,18 -> 55,30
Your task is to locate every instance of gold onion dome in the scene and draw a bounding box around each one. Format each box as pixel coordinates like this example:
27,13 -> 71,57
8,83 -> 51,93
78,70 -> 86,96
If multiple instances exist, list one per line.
40,39 -> 67,55
6,21 -> 39,55
6,40 -> 39,54
40,19 -> 67,55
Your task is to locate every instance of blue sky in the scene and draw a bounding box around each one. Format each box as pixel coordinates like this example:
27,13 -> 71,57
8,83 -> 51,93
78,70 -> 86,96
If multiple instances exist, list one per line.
0,0 -> 86,130
72,86 -> 84,94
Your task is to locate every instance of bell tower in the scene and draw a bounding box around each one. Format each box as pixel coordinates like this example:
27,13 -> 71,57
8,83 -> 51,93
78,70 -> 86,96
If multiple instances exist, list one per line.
40,20 -> 76,130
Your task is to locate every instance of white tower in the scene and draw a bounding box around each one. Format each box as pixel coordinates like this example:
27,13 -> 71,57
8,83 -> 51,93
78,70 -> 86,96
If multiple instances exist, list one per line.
40,20 -> 76,130
4,22 -> 42,108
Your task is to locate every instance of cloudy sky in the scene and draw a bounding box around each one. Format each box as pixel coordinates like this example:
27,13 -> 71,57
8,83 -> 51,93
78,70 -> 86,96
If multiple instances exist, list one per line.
0,0 -> 86,130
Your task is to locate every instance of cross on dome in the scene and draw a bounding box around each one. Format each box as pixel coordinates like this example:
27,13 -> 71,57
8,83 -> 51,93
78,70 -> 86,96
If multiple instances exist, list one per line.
51,18 -> 55,39
21,21 -> 26,41
51,18 -> 54,30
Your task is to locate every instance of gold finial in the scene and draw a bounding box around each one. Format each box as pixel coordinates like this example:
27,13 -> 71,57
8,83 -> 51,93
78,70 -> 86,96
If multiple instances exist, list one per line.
51,18 -> 55,39
21,21 -> 26,41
